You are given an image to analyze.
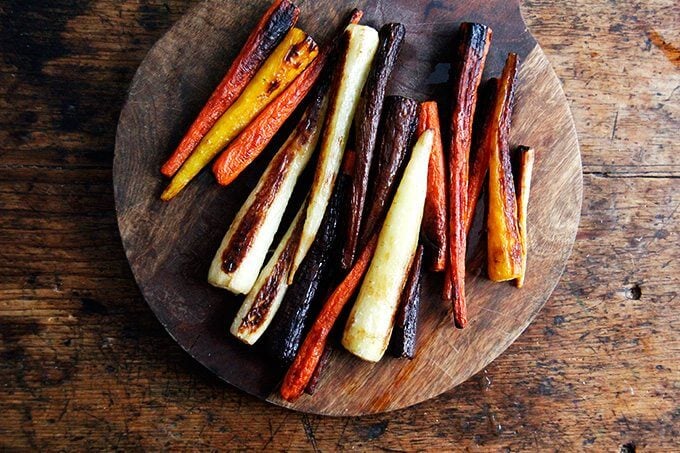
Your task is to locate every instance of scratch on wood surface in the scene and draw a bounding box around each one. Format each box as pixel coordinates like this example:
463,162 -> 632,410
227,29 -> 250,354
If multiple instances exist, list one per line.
336,418 -> 351,450
431,357 -> 458,383
301,414 -> 320,452
262,413 -> 288,450
663,202 -> 679,224
610,108 -> 619,141
664,84 -> 680,101
374,0 -> 386,22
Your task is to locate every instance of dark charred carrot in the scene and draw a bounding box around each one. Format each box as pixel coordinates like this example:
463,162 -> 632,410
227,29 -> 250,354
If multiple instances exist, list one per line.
417,102 -> 447,272
342,23 -> 406,270
487,53 -> 522,283
263,170 -> 347,364
161,0 -> 299,177
465,78 -> 498,235
445,23 -> 492,329
212,10 -> 364,186
290,151 -> 354,388
280,233 -> 379,402
359,96 -> 418,247
305,346 -> 332,395
389,245 -> 424,359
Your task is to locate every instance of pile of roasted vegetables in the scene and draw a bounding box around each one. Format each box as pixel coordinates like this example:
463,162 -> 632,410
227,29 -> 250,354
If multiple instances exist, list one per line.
158,0 -> 536,402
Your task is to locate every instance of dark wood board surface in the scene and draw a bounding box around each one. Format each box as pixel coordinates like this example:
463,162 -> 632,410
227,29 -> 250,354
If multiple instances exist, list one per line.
1,0 -> 678,449
113,0 -> 581,415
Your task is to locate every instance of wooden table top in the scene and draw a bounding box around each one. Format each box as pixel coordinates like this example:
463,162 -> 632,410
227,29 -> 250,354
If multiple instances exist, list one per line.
1,0 -> 677,450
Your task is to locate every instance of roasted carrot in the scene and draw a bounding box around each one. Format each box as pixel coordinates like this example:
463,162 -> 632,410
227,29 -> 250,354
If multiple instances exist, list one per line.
417,101 -> 447,272
343,9 -> 365,28
292,151 -> 354,389
161,0 -> 299,177
515,146 -> 534,288
212,10 -> 364,187
342,148 -> 356,177
487,53 -> 522,282
229,205 -> 305,345
359,95 -> 418,247
465,78 -> 498,235
342,23 -> 406,270
280,233 -> 379,402
161,28 -> 318,201
445,23 -> 492,328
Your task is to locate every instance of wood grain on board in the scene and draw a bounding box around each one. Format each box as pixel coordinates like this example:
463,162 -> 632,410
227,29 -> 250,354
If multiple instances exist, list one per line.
114,0 -> 581,415
1,0 -> 677,449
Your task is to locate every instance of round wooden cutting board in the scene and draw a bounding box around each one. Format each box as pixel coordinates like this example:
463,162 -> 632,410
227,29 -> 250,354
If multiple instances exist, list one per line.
114,0 -> 582,416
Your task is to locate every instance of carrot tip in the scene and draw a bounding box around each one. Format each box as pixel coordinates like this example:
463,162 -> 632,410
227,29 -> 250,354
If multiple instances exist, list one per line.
454,316 -> 468,329
160,189 -> 174,201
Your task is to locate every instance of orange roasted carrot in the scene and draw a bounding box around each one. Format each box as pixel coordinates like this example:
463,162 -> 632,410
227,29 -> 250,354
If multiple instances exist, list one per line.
445,23 -> 492,328
417,101 -> 447,272
212,10 -> 364,186
280,233 -> 378,402
161,0 -> 299,177
465,78 -> 497,235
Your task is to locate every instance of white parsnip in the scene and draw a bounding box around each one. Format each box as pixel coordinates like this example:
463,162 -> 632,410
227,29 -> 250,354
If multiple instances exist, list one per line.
207,95 -> 327,294
230,205 -> 305,345
516,147 -> 535,288
341,129 -> 433,362
290,24 -> 379,282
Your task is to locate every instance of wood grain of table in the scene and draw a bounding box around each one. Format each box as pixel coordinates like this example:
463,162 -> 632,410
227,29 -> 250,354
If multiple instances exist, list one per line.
0,0 -> 678,450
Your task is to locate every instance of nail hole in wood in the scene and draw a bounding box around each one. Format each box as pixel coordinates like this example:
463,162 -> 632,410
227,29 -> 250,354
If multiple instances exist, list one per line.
625,285 -> 642,300
620,442 -> 636,453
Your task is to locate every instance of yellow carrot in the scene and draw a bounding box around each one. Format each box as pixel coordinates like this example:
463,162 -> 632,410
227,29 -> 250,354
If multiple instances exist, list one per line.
487,54 -> 522,282
161,28 -> 318,200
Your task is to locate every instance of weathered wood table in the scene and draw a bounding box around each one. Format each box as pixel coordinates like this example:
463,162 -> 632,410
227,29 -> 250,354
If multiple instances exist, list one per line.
1,0 -> 677,450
